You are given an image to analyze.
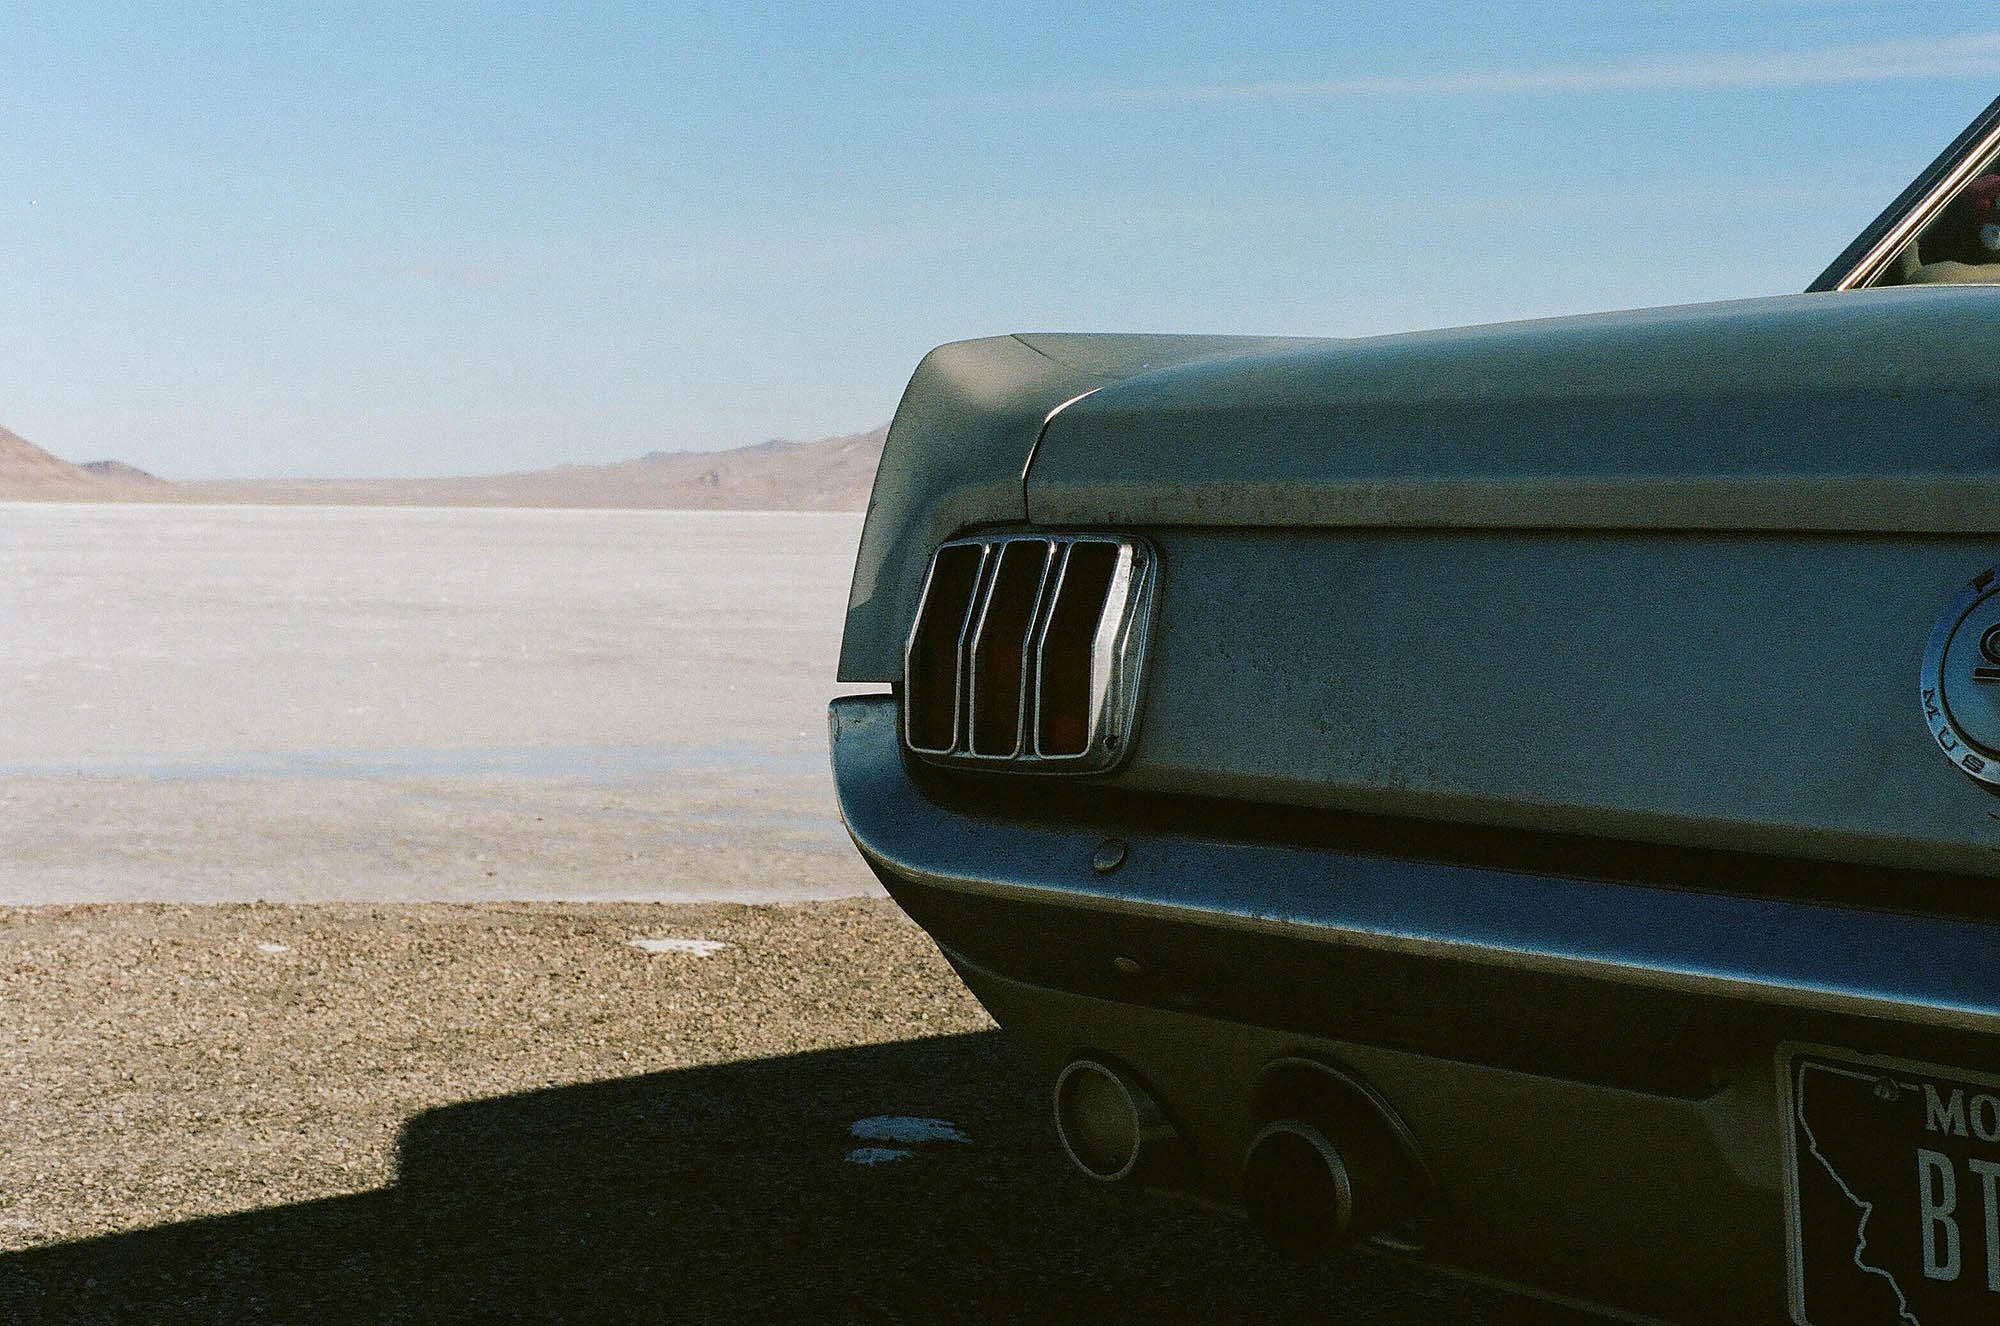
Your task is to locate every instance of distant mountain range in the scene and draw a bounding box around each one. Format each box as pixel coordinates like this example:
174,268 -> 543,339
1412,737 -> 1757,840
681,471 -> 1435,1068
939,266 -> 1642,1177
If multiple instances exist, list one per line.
0,424 -> 886,511
0,424 -> 105,496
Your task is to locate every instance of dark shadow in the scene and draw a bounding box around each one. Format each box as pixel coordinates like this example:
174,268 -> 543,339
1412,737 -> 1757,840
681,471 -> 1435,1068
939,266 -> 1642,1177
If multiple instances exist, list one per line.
0,1032 -> 1592,1323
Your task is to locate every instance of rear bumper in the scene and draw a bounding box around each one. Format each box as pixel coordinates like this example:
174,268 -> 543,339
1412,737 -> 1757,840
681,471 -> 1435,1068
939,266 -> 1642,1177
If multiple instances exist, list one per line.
829,693 -> 2000,1323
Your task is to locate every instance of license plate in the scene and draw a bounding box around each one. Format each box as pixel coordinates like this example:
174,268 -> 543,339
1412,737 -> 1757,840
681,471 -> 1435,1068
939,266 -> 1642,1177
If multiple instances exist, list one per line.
1782,1045 -> 2000,1325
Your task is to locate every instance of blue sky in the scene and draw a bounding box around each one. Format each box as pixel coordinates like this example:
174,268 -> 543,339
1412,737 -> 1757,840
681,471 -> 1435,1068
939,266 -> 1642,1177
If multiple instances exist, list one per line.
2,3 -> 1998,478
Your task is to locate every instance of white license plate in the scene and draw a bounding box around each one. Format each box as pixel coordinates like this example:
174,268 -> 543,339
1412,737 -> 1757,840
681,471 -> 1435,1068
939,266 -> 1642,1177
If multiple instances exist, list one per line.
1782,1045 -> 2000,1325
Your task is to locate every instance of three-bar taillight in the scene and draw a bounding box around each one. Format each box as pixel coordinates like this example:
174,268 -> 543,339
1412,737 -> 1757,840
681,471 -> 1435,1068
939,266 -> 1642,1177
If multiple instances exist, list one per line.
902,535 -> 1155,771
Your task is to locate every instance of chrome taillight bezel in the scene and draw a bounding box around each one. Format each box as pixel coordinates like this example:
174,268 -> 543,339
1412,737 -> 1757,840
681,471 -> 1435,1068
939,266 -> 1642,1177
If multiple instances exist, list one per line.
901,533 -> 1157,773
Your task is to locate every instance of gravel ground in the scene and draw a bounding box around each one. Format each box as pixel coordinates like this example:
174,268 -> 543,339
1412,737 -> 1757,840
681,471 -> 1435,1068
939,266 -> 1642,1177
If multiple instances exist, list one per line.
0,900 -> 1591,1324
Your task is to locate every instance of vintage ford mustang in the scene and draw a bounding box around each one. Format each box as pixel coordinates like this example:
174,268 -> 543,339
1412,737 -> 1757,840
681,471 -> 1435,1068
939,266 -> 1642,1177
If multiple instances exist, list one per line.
831,95 -> 2000,1323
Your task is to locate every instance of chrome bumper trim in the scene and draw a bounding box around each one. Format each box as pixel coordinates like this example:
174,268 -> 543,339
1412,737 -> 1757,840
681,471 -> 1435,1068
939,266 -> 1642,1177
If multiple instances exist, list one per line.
831,693 -> 2000,1035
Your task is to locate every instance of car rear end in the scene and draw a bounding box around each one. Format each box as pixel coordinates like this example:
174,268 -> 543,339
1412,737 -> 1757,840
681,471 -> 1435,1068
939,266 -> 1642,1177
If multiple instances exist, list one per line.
831,290 -> 2000,1325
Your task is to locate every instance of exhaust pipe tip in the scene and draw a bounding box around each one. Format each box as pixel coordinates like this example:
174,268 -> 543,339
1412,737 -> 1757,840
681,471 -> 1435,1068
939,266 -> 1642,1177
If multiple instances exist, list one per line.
1243,1062 -> 1428,1262
1243,1120 -> 1358,1261
1052,1058 -> 1177,1183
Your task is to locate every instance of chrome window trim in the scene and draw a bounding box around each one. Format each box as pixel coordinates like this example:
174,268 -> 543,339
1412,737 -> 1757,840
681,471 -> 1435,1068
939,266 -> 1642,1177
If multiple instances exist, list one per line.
1831,120 -> 2000,291
1811,91 -> 2000,292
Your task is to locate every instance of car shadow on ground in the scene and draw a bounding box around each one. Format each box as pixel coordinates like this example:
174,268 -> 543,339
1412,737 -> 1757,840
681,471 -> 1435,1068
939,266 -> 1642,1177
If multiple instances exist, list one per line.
0,1031 -> 1597,1324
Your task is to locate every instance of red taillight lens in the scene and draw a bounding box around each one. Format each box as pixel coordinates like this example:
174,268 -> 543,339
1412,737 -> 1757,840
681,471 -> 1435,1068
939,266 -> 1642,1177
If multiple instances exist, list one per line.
969,541 -> 1052,755
904,543 -> 984,751
1036,542 -> 1119,756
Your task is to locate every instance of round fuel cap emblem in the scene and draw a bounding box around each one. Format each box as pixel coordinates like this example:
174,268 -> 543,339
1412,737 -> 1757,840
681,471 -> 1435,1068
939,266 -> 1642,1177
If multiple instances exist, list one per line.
1922,568 -> 2000,785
